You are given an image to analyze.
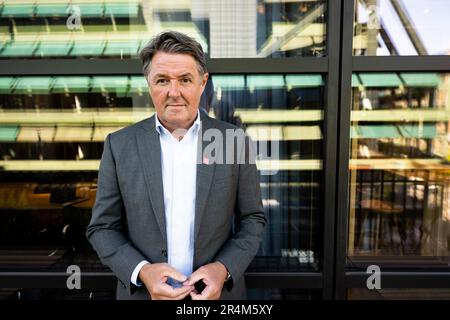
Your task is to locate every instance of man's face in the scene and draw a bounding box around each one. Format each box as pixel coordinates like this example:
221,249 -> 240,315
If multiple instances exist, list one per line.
148,52 -> 208,131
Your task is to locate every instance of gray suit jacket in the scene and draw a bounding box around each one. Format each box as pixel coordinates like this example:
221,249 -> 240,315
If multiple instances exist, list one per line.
86,110 -> 266,300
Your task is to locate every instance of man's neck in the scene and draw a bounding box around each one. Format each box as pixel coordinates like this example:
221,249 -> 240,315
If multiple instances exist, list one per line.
156,112 -> 200,140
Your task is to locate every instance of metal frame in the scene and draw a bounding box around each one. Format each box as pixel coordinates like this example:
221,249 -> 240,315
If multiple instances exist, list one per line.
321,0 -> 342,300
1,0 -> 450,299
0,272 -> 322,289
0,58 -> 328,75
334,0 -> 355,300
353,56 -> 450,71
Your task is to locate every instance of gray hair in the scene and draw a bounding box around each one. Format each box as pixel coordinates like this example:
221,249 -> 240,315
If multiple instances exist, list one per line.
139,31 -> 207,80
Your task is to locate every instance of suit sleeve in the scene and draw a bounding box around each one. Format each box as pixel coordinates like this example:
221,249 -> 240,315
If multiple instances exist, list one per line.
214,134 -> 266,288
86,134 -> 146,295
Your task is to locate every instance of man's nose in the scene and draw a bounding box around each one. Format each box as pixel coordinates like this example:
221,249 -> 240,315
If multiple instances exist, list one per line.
168,80 -> 181,97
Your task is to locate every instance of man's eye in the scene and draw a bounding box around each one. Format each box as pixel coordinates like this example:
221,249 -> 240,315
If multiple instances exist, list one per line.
180,78 -> 191,83
156,79 -> 168,84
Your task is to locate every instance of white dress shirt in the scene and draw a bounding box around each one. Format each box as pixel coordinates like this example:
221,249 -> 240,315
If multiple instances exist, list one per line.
131,111 -> 200,287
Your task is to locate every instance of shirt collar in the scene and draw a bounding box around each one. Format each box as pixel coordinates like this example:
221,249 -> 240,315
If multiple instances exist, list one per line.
155,109 -> 201,136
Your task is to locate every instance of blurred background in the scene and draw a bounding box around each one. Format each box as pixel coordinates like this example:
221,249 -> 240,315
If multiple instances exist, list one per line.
0,0 -> 449,300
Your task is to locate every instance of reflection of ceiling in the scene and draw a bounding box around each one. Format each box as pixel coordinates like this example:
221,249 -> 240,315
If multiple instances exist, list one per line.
0,0 -> 325,58
261,23 -> 325,53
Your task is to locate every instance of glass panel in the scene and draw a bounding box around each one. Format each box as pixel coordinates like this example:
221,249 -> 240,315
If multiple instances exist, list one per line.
353,0 -> 450,56
0,74 -> 324,278
0,0 -> 327,59
348,72 -> 450,270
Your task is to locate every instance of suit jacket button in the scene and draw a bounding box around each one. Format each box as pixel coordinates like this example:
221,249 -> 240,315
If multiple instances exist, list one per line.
161,249 -> 167,257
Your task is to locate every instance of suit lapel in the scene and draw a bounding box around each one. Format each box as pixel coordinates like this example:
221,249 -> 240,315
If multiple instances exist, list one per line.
194,112 -> 216,246
135,115 -> 167,243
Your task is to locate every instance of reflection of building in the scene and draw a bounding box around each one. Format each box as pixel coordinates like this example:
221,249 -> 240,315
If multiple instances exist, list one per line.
349,72 -> 450,258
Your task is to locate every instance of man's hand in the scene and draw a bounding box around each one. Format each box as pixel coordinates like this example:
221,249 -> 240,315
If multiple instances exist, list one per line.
138,263 -> 194,300
183,262 -> 228,300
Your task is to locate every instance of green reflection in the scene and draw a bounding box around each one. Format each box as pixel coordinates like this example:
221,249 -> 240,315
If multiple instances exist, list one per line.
0,126 -> 19,142
35,5 -> 68,17
211,75 -> 245,90
400,73 -> 441,87
36,42 -> 73,57
397,124 -> 437,139
52,77 -> 91,93
285,75 -> 323,87
359,73 -> 402,87
247,75 -> 285,89
15,77 -> 53,94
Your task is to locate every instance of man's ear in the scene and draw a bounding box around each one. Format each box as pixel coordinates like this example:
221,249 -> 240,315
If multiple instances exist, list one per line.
201,73 -> 209,89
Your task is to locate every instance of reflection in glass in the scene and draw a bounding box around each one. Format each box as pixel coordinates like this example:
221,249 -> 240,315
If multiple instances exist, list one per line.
348,72 -> 450,268
0,74 -> 324,279
353,0 -> 450,56
0,0 -> 326,59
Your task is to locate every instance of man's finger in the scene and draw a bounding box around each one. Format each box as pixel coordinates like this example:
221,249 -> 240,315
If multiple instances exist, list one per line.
190,290 -> 202,300
172,286 -> 195,300
162,268 -> 187,283
158,282 -> 192,298
197,284 -> 214,300
184,270 -> 205,286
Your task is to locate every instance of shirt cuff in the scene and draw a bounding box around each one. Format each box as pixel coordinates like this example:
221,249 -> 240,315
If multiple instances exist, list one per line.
131,260 -> 150,287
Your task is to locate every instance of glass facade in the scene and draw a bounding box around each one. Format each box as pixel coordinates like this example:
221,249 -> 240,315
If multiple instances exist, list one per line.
348,72 -> 450,268
0,0 -> 326,59
0,73 -> 325,297
353,0 -> 450,56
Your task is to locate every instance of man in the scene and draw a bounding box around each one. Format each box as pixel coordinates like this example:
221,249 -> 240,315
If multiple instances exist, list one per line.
86,31 -> 266,300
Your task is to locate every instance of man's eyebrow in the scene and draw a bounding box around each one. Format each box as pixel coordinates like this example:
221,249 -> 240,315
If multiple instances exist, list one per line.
152,72 -> 194,79
152,73 -> 169,79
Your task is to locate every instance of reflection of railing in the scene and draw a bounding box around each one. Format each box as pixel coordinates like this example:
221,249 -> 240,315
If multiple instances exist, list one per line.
1,124 -> 324,142
0,159 -> 324,171
258,3 -> 325,57
0,109 -> 323,125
